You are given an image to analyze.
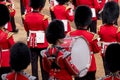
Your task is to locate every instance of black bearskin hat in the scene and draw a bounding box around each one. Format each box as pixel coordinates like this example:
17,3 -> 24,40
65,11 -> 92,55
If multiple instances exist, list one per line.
56,0 -> 69,5
46,19 -> 65,45
10,42 -> 31,72
0,4 -> 10,27
74,5 -> 92,29
102,1 -> 119,24
30,0 -> 46,9
105,43 -> 120,73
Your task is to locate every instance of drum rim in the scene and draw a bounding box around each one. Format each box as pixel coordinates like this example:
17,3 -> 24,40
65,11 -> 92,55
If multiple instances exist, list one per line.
69,36 -> 91,77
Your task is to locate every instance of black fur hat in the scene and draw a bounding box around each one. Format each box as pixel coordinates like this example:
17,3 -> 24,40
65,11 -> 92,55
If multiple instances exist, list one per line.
102,1 -> 119,24
105,43 -> 120,73
74,5 -> 92,29
0,4 -> 10,27
30,0 -> 46,9
10,42 -> 31,72
56,0 -> 69,5
46,19 -> 65,45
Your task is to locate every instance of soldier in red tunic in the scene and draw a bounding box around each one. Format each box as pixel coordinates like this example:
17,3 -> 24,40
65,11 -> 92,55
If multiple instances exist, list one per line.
67,5 -> 101,80
98,1 -> 120,75
50,0 -> 74,34
0,0 -> 18,32
98,43 -> 120,80
41,19 -> 79,80
20,0 -> 31,15
98,0 -> 119,25
23,0 -> 49,80
98,0 -> 118,8
72,0 -> 101,33
0,4 -> 15,80
1,42 -> 36,80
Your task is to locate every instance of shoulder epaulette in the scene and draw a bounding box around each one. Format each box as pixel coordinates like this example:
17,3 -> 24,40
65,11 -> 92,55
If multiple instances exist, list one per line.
65,6 -> 71,11
50,6 -> 54,11
113,24 -> 118,27
92,33 -> 99,41
97,25 -> 102,32
7,32 -> 14,39
5,2 -> 11,6
117,27 -> 120,33
21,14 -> 26,20
66,31 -> 71,37
43,15 -> 49,20
66,29 -> 77,37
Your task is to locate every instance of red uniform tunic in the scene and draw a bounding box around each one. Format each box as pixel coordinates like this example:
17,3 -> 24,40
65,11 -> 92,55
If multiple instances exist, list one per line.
23,11 -> 49,48
75,0 -> 101,20
41,46 -> 79,80
0,29 -> 15,67
1,71 -> 36,80
22,0 -> 31,13
98,24 -> 120,42
69,30 -> 100,71
53,4 -> 74,34
99,0 -> 118,5
98,0 -> 118,13
98,24 -> 120,55
0,1 -> 15,32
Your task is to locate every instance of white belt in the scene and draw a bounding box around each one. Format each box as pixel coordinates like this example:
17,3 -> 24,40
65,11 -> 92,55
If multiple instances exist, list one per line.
28,30 -> 45,43
101,42 -> 117,54
1,49 -> 9,52
29,30 -> 44,33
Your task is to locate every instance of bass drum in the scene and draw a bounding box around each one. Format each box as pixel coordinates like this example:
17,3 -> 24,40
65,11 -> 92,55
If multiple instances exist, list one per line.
61,36 -> 91,77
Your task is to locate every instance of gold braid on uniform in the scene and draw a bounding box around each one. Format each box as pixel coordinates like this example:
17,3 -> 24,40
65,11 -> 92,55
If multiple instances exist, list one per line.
7,32 -> 14,39
22,14 -> 25,20
66,31 -> 74,37
92,33 -> 99,41
65,5 -> 71,11
43,15 -> 49,20
97,25 -> 102,33
117,27 -> 120,33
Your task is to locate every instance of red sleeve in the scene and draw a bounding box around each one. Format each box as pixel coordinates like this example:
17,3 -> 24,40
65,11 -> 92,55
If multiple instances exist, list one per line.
8,36 -> 15,47
76,0 -> 80,6
23,22 -> 29,32
65,8 -> 74,22
115,0 -> 118,3
91,39 -> 101,53
43,19 -> 49,31
10,9 -> 15,17
23,15 -> 29,32
99,0 -> 106,10
25,0 -> 31,13
42,57 -> 51,73
93,0 -> 101,11
64,55 -> 79,75
116,32 -> 120,42
24,0 -> 29,7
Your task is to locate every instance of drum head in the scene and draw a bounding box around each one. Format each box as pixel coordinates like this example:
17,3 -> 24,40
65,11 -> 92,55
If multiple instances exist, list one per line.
71,36 -> 91,77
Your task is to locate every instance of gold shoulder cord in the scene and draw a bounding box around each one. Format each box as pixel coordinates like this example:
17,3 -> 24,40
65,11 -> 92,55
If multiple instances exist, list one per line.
43,15 -> 49,20
7,32 -> 14,39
